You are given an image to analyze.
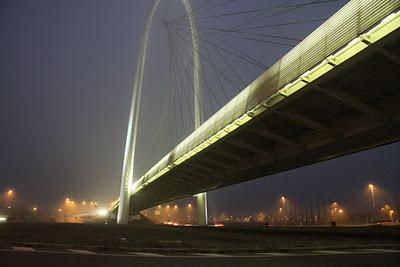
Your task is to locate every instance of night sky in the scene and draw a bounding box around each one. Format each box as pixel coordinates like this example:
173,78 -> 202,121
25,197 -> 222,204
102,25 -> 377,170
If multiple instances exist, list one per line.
1,0 -> 399,216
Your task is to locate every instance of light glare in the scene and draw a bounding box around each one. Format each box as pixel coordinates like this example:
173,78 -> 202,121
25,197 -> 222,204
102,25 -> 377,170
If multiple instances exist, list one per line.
97,209 -> 108,217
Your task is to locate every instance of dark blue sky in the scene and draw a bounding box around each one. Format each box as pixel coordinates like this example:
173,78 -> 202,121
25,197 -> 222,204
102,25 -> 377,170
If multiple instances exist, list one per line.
0,0 -> 399,215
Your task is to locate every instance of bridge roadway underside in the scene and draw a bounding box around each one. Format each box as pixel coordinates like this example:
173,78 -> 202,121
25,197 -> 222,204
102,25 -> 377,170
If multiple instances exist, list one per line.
129,27 -> 400,214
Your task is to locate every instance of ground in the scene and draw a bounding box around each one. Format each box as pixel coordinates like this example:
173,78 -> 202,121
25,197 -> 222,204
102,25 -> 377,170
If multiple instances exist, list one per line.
0,223 -> 399,254
1,223 -> 400,266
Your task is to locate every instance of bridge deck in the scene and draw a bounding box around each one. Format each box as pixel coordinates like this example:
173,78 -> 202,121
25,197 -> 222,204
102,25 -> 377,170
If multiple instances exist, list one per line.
112,1 -> 400,213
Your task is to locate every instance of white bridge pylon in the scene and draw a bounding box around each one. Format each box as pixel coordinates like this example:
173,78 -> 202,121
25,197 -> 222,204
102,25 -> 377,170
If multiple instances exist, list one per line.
117,0 -> 208,225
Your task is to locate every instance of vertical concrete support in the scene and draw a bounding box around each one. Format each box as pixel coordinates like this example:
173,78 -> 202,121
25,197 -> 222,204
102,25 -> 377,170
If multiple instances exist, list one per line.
183,0 -> 208,226
117,0 -> 160,224
183,0 -> 202,128
196,192 -> 208,225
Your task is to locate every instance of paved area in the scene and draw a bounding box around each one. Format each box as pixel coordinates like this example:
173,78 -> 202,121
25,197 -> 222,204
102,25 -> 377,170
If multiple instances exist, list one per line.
1,223 -> 399,266
1,223 -> 399,254
0,248 -> 399,267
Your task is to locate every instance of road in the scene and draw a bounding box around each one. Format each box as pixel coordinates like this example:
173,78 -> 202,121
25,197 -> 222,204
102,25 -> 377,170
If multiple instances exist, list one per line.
1,249 -> 399,267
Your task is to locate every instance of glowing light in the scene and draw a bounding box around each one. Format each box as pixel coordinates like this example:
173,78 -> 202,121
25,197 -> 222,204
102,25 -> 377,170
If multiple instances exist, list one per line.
58,208 -> 62,212
7,190 -> 13,196
0,217 -> 7,222
33,207 -> 37,211
97,209 -> 109,217
369,184 -> 374,190
82,201 -> 86,205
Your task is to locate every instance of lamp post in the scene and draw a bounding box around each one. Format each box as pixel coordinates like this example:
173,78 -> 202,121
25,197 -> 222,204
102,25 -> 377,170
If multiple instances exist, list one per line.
6,189 -> 14,209
64,198 -> 70,222
369,184 -> 376,207
369,184 -> 376,222
281,196 -> 286,225
389,210 -> 394,222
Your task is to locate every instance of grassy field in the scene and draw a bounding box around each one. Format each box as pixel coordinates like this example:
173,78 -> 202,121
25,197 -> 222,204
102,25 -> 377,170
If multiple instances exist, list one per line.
0,223 -> 399,253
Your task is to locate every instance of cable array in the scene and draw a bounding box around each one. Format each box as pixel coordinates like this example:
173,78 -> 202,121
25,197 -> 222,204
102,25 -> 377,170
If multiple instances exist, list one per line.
132,0 -> 344,178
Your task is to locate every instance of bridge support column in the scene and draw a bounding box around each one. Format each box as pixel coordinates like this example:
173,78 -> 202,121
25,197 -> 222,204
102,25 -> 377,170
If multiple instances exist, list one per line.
117,0 -> 161,225
117,182 -> 131,224
183,0 -> 208,227
196,192 -> 208,225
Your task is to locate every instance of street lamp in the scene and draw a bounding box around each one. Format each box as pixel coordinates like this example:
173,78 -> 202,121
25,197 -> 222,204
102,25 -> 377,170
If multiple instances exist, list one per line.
280,196 -> 286,225
368,184 -> 376,207
368,184 -> 377,222
32,207 -> 37,215
7,190 -> 13,197
389,210 -> 394,221
64,198 -> 72,222
339,209 -> 343,218
6,189 -> 14,209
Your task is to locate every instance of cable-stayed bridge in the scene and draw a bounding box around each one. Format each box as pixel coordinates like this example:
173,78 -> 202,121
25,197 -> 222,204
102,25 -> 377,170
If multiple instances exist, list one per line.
113,0 -> 400,223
